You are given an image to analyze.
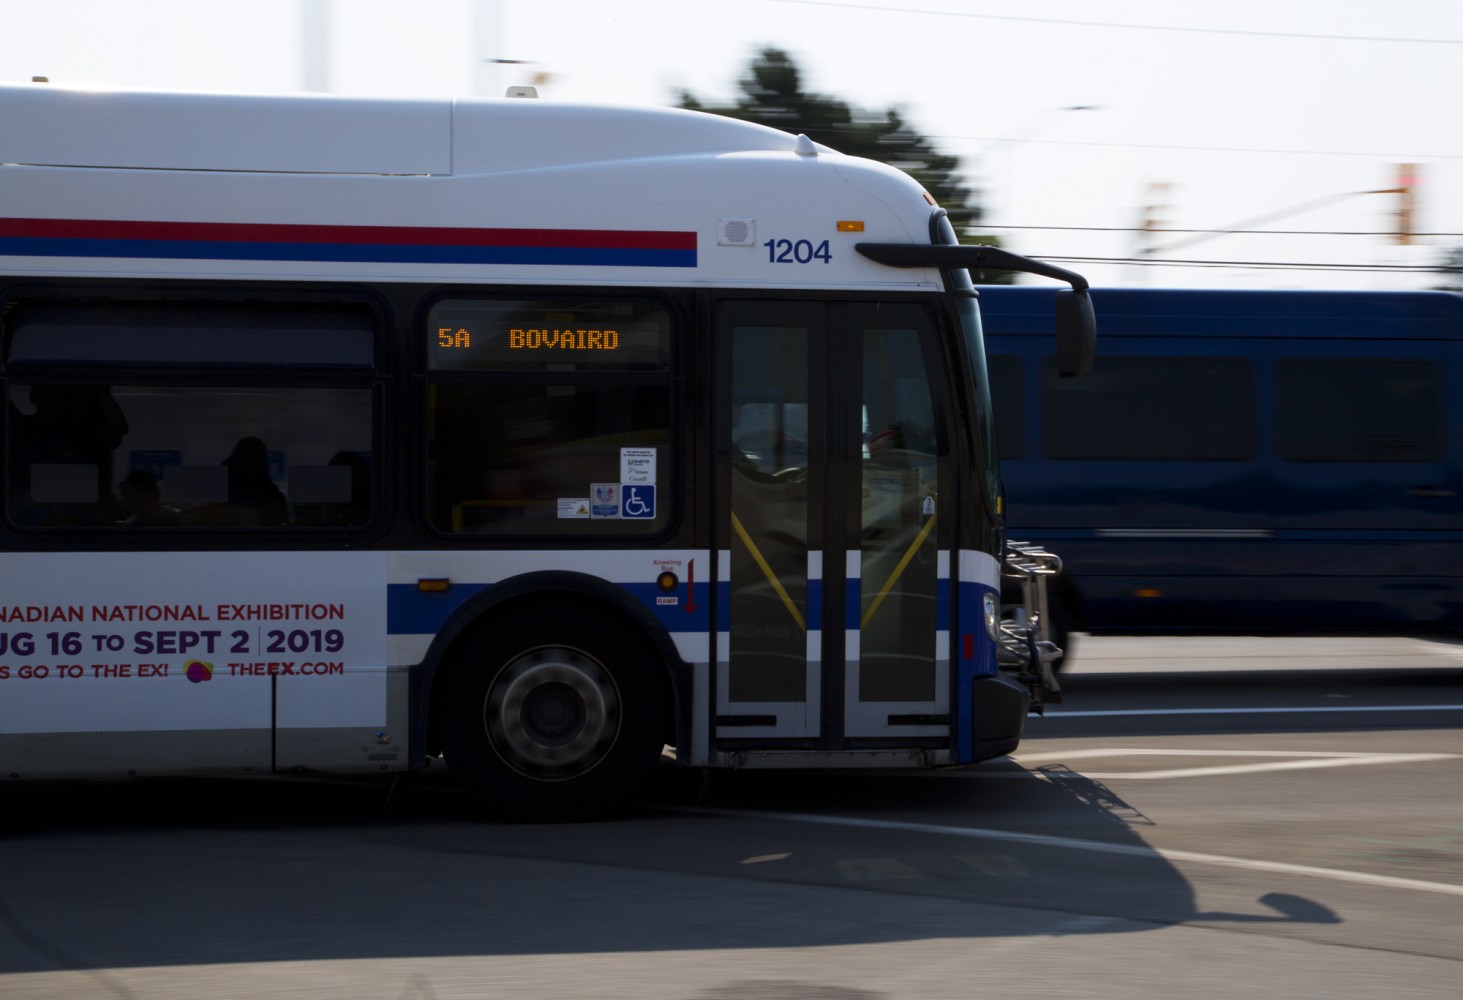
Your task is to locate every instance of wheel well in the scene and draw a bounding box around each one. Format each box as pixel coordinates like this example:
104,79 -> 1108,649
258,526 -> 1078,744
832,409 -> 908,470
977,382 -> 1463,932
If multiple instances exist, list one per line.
1048,581 -> 1082,633
424,591 -> 679,756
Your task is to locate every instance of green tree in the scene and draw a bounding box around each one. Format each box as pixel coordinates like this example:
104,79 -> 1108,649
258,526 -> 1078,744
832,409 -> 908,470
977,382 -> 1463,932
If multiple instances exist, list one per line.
679,48 -> 986,241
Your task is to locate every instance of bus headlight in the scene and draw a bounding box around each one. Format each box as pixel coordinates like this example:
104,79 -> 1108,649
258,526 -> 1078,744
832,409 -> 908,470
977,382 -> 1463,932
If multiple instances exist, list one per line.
983,592 -> 999,642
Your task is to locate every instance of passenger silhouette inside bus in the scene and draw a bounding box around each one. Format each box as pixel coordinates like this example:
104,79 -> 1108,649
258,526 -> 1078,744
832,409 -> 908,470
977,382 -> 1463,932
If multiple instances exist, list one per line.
8,384 -> 130,526
221,436 -> 287,526
117,468 -> 180,526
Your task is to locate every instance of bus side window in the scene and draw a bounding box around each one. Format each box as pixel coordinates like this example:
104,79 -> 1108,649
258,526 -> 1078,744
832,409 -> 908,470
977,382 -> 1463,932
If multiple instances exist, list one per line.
424,295 -> 674,536
987,354 -> 1024,461
1279,359 -> 1442,463
290,452 -> 372,527
7,384 -> 130,526
4,299 -> 379,534
117,469 -> 180,526
1041,357 -> 1256,461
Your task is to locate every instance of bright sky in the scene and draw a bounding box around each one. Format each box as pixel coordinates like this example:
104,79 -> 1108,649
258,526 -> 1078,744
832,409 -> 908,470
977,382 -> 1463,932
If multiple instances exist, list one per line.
3,0 -> 1459,290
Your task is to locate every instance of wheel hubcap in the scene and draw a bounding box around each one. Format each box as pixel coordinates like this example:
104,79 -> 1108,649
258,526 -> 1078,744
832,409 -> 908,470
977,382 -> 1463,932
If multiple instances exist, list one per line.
486,648 -> 619,778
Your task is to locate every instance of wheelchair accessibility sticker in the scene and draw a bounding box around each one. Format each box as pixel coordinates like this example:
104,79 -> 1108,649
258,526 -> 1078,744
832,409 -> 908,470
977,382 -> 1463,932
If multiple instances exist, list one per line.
587,483 -> 655,519
621,484 -> 656,519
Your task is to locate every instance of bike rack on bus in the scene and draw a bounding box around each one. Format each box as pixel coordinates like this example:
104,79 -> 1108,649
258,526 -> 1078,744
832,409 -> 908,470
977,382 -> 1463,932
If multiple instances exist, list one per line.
999,540 -> 1065,712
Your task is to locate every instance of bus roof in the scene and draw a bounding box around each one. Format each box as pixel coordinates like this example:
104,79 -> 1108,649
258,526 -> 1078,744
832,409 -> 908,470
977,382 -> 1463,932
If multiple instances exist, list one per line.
0,83 -> 946,289
0,83 -> 808,176
977,285 -> 1463,340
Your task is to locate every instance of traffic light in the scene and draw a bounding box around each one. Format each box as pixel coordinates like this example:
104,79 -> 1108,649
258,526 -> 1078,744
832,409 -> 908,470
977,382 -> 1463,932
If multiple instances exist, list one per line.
1394,164 -> 1417,246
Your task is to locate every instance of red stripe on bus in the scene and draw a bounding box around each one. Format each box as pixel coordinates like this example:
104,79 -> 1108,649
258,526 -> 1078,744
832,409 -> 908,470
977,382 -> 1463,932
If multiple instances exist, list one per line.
0,218 -> 696,250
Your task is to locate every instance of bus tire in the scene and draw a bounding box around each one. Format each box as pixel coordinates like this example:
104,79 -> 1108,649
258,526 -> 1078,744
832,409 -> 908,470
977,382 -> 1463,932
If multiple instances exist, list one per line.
440,604 -> 668,822
1046,594 -> 1076,672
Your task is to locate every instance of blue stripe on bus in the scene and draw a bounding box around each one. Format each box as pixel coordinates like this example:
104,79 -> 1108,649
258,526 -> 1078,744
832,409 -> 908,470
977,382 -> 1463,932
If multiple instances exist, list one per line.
0,237 -> 697,268
388,583 -> 490,636
387,578 -> 957,645
386,581 -> 714,638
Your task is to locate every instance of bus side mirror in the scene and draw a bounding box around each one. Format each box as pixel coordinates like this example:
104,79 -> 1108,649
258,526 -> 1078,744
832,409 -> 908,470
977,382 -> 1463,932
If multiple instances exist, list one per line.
1054,289 -> 1096,378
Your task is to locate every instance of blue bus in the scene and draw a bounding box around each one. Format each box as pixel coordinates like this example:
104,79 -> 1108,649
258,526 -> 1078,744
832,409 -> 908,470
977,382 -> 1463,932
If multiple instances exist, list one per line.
981,286 -> 1463,657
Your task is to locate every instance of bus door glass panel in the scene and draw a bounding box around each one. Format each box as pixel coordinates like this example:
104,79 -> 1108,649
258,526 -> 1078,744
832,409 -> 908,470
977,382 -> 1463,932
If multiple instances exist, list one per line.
1272,352 -> 1457,607
845,308 -> 948,738
722,307 -> 819,738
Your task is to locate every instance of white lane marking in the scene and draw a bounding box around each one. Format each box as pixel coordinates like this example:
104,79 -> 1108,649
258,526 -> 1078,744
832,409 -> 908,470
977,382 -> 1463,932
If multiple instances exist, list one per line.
1017,748 -> 1449,760
1037,704 -> 1463,718
1012,747 -> 1459,779
837,858 -> 927,881
1048,755 -> 1457,780
683,806 -> 1463,898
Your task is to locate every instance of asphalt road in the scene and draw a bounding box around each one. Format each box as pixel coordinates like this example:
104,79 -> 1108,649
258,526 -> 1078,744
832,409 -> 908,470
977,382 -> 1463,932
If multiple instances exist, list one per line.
2,636 -> 1460,999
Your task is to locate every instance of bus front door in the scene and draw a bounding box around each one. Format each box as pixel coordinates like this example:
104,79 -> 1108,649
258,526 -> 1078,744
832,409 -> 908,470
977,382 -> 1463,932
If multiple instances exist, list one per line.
715,299 -> 951,753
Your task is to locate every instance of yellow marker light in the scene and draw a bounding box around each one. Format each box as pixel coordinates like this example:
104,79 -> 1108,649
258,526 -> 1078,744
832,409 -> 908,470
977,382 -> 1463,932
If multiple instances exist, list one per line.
837,221 -> 865,232
417,578 -> 452,593
1133,588 -> 1163,599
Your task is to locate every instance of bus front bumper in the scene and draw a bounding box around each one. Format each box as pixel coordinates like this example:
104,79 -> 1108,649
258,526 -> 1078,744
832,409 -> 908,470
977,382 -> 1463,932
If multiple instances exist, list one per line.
971,671 -> 1031,762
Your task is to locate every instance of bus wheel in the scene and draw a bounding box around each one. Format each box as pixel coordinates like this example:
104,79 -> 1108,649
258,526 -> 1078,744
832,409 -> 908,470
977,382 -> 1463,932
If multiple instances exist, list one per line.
441,605 -> 667,822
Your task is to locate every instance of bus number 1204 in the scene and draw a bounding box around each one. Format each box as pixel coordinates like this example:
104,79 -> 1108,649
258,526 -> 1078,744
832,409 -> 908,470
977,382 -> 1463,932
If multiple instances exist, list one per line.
764,238 -> 832,264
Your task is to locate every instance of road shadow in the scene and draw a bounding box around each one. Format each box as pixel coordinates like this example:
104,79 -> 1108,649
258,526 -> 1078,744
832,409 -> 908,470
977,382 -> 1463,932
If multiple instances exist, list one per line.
0,756 -> 1341,976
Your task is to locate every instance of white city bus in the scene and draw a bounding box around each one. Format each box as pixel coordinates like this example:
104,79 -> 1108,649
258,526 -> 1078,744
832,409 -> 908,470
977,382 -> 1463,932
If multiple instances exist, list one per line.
0,82 -> 1093,820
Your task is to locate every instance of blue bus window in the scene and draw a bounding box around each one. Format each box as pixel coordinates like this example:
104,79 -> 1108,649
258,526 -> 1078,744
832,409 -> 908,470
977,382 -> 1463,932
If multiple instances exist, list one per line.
1279,359 -> 1442,463
1042,357 -> 1256,461
988,354 -> 1024,460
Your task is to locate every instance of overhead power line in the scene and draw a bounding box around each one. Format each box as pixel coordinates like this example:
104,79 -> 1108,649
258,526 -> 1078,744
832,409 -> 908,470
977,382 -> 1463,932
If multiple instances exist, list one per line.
978,225 -> 1463,238
934,134 -> 1463,162
768,0 -> 1463,45
1033,255 -> 1447,274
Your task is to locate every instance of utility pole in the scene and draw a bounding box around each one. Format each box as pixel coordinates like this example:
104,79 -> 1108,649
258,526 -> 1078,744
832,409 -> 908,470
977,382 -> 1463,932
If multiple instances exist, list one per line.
300,0 -> 331,93
473,0 -> 503,97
